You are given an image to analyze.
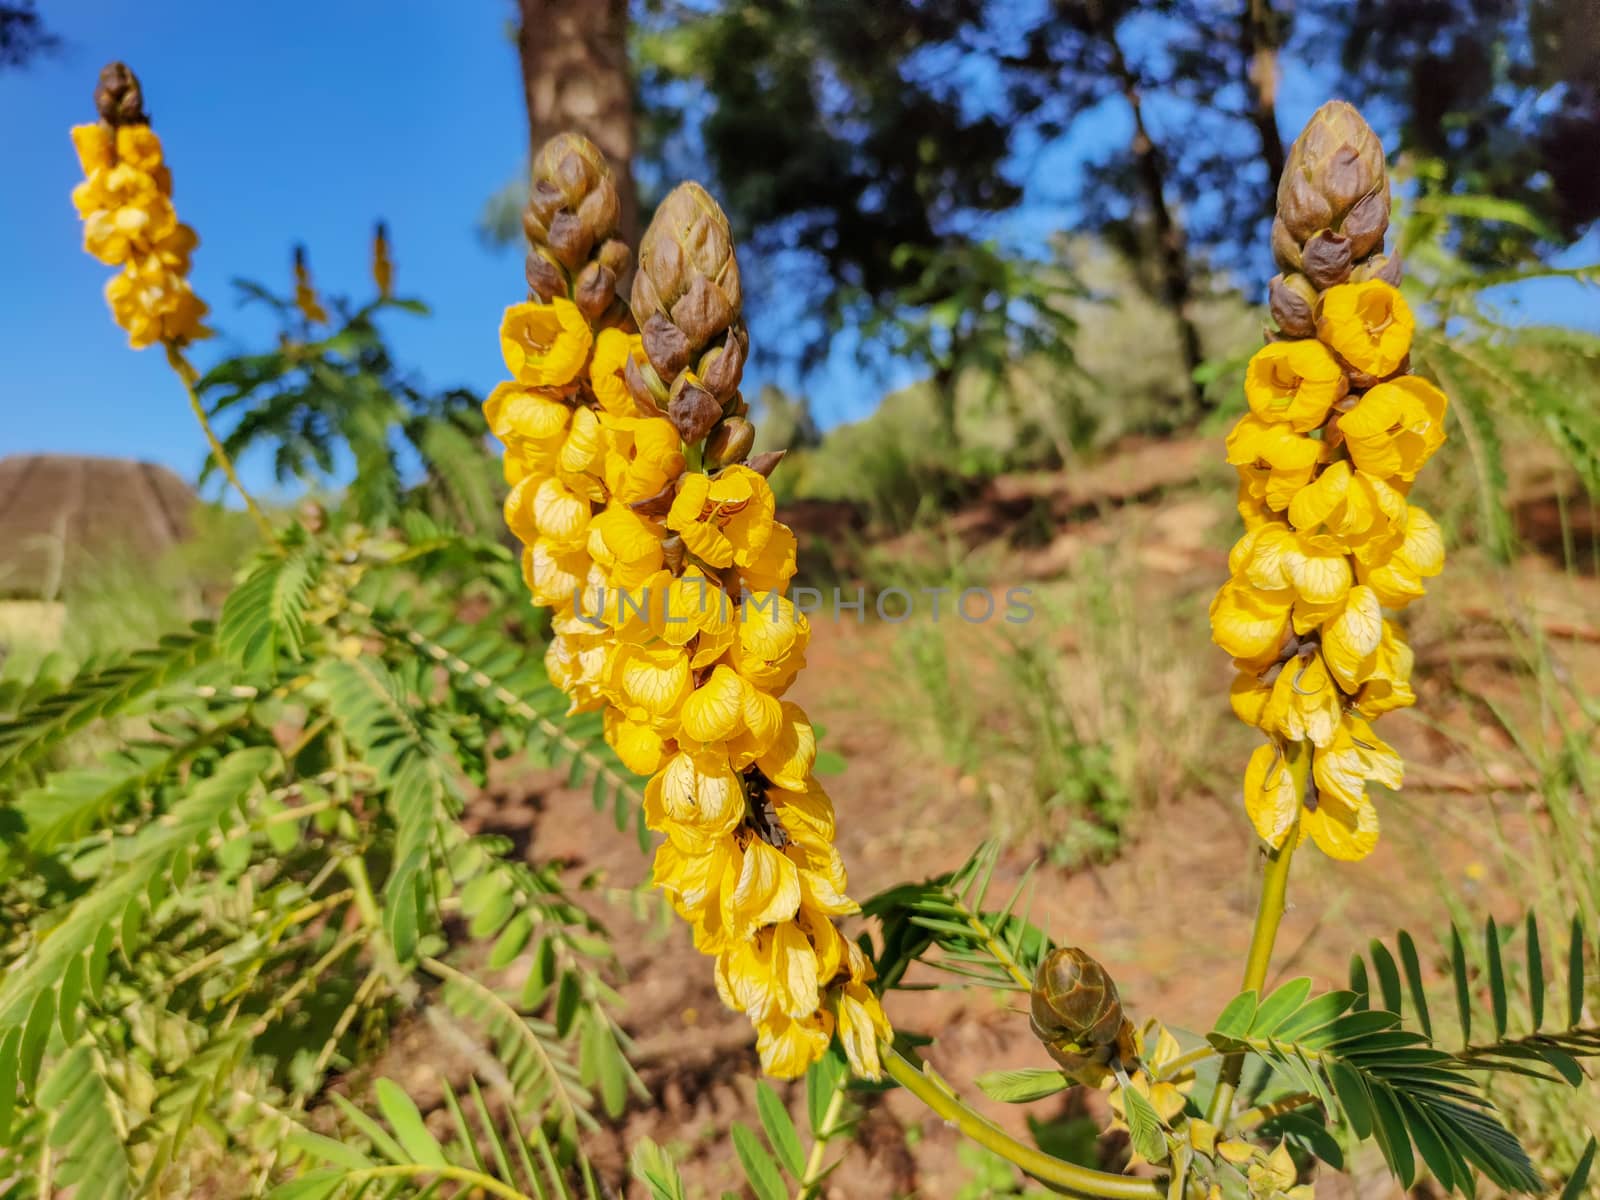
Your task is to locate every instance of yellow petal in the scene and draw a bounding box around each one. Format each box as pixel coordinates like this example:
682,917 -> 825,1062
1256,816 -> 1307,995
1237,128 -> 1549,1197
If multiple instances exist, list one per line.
756,702 -> 817,790
500,298 -> 594,387
1243,742 -> 1298,848
1288,461 -> 1350,531
755,1012 -> 833,1079
680,666 -> 748,745
728,840 -> 803,936
1321,585 -> 1383,690
1209,579 -> 1293,665
1316,281 -> 1414,378
1303,791 -> 1380,861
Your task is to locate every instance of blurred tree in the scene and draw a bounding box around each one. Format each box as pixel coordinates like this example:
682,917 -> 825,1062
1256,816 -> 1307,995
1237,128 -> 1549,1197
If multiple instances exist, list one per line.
515,0 -> 639,242
1318,0 -> 1600,265
0,1 -> 56,70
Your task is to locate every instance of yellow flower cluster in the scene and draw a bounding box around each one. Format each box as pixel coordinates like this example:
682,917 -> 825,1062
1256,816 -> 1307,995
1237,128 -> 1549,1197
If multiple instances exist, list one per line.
71,120 -> 208,349
1211,279 -> 1448,860
293,245 -> 329,325
487,297 -> 891,1078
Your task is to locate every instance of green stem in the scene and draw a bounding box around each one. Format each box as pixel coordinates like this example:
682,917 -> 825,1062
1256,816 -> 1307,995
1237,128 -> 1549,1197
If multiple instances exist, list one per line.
341,1163 -> 534,1200
883,1046 -> 1162,1199
1235,1092 -> 1318,1131
795,1074 -> 850,1199
164,342 -> 276,544
1206,740 -> 1309,1128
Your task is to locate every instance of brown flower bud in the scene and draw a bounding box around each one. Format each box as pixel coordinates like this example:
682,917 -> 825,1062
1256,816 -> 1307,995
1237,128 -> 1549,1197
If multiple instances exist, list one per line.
525,249 -> 567,302
632,182 -> 742,352
746,450 -> 787,478
1269,273 -> 1318,338
573,261 -> 618,323
1030,948 -> 1129,1074
522,132 -> 629,295
1350,252 -> 1403,288
699,325 -> 748,402
1341,186 -> 1390,259
1270,216 -> 1302,273
624,353 -> 669,415
94,62 -> 148,127
661,533 -> 686,575
667,375 -> 723,445
1278,101 -> 1390,254
1301,229 -> 1353,290
705,417 -> 756,467
631,478 -> 681,518
641,312 -> 692,381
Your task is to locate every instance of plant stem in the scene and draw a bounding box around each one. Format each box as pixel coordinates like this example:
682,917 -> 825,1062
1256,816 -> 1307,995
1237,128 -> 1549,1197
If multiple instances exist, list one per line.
882,1046 -> 1163,1199
1206,740 -> 1309,1128
795,1074 -> 850,1198
164,341 -> 276,544
343,1163 -> 535,1200
1235,1092 -> 1317,1131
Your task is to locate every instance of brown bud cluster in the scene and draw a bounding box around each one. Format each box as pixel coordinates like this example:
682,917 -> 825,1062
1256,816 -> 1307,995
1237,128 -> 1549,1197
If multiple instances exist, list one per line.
94,62 -> 149,127
523,133 -> 632,322
629,182 -> 750,445
1269,101 -> 1400,334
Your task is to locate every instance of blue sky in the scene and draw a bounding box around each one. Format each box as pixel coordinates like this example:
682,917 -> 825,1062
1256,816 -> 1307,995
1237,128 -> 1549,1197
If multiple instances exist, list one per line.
3,3 -> 1596,504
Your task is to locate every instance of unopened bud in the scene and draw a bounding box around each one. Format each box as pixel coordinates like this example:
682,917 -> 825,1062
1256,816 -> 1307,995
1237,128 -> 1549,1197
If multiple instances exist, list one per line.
1301,230 -> 1353,290
632,182 -> 742,354
525,249 -> 567,302
624,353 -> 669,415
1029,948 -> 1127,1070
745,450 -> 787,479
1277,101 -> 1391,260
523,132 -> 626,284
1268,273 -> 1318,337
573,260 -> 618,322
662,534 -> 686,575
667,375 -> 723,445
705,417 -> 755,467
641,313 -> 692,380
1350,252 -> 1403,287
94,62 -> 148,127
698,326 -> 748,402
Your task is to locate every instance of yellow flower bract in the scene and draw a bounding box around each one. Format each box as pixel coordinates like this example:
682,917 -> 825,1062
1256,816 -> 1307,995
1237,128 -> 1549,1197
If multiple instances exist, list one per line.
488,296 -> 890,1078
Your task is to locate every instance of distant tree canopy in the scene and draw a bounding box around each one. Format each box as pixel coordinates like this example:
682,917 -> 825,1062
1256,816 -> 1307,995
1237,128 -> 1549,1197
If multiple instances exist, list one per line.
0,1 -> 56,71
636,0 -> 1598,366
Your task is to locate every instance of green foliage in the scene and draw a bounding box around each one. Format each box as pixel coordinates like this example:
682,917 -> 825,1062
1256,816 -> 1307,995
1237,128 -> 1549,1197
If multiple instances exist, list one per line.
866,841 -> 1050,994
199,275 -> 494,534
1208,978 -> 1541,1193
0,278 -> 641,1193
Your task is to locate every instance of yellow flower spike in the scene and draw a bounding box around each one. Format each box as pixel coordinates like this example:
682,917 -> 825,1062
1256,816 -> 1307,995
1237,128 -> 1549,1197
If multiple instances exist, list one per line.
1317,280 -> 1414,377
500,298 -> 594,388
372,221 -> 394,300
1244,340 -> 1346,431
1243,742 -> 1300,848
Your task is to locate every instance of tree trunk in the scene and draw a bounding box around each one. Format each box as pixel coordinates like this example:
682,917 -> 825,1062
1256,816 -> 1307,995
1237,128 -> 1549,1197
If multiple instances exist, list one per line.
517,0 -> 639,244
1092,5 -> 1207,412
1241,0 -> 1286,196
